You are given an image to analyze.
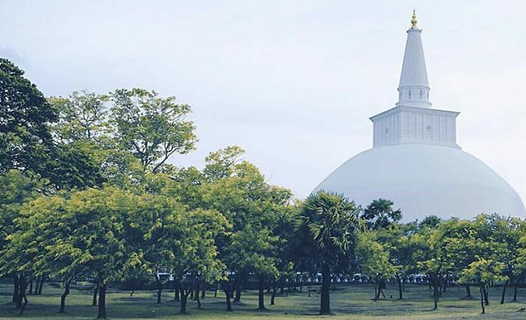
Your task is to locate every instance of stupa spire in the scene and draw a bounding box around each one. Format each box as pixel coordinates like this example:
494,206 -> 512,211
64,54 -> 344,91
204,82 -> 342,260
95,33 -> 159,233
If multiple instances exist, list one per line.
410,10 -> 418,28
396,10 -> 431,108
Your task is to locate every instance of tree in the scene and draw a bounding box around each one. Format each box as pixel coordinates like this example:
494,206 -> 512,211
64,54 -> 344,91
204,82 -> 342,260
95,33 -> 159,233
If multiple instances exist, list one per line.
361,199 -> 402,230
1,59 -> 103,189
411,223 -> 449,310
9,194 -> 87,313
110,88 -> 196,173
40,187 -> 136,319
459,258 -> 507,314
356,231 -> 396,300
49,90 -> 147,189
293,191 -> 362,315
198,147 -> 293,310
0,58 -> 57,176
49,90 -> 109,143
0,170 -> 46,310
375,224 -> 418,300
474,215 -> 524,304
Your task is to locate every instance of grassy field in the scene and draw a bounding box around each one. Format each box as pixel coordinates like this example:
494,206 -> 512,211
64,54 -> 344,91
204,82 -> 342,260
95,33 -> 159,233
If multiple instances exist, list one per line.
1,281 -> 526,320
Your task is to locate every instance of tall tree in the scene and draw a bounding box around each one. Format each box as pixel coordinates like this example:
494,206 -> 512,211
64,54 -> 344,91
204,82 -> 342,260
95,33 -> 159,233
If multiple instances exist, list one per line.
361,199 -> 402,230
49,90 -> 109,143
110,88 -> 196,173
356,231 -> 396,300
1,59 -> 103,189
35,187 -> 137,319
411,223 -> 449,310
0,58 -> 56,176
293,191 -> 362,315
0,170 -> 45,309
197,147 -> 292,310
459,258 -> 507,314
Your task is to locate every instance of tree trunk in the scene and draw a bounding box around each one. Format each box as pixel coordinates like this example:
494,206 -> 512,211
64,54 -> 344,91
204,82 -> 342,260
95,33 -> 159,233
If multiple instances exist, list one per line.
397,275 -> 403,300
28,278 -> 33,295
320,267 -> 331,315
97,283 -> 106,319
258,274 -> 265,310
59,280 -> 71,313
465,284 -> 471,298
195,282 -> 202,309
180,290 -> 190,314
156,276 -> 163,304
433,284 -> 439,310
513,280 -> 519,302
483,284 -> 489,305
501,279 -> 509,304
480,286 -> 485,314
270,281 -> 277,305
193,278 -> 200,301
37,276 -> 45,295
224,289 -> 233,312
174,280 -> 180,301
16,275 -> 26,309
233,274 -> 242,303
33,276 -> 40,295
12,275 -> 19,304
174,289 -> 180,301
92,282 -> 99,306
18,292 -> 28,316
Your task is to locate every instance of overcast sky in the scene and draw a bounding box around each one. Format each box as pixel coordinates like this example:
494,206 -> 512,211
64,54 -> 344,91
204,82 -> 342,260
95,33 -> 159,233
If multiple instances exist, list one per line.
2,0 -> 526,201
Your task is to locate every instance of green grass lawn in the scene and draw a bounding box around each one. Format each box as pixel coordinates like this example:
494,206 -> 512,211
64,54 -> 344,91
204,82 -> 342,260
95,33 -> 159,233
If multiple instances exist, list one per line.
1,281 -> 525,320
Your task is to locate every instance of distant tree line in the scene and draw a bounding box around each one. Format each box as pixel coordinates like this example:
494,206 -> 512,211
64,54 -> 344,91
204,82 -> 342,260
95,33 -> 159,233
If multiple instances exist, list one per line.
2,57 -> 526,318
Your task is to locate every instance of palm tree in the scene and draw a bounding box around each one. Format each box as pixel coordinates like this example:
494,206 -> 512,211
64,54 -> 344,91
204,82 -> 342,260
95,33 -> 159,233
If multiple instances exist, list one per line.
361,198 -> 402,230
293,191 -> 362,315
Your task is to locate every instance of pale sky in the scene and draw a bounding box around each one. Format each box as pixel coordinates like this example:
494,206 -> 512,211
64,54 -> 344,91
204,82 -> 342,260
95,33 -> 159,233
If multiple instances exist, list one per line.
2,0 -> 526,202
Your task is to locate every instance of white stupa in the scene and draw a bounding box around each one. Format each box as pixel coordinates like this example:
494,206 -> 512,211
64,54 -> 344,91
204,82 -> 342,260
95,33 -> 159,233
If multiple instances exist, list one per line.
314,11 -> 525,221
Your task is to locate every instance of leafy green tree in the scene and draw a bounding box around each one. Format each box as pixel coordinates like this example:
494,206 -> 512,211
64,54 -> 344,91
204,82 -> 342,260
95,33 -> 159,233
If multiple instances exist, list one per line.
110,88 -> 196,173
356,231 -> 396,300
0,170 -> 46,309
473,215 -> 524,304
376,224 -> 418,300
9,193 -> 87,313
411,224 -> 449,310
459,258 -> 507,314
436,215 -> 513,305
437,218 -> 484,299
0,58 -> 56,176
40,187 -> 136,319
198,147 -> 292,310
49,90 -> 143,189
293,191 -> 362,315
1,59 -> 104,189
202,146 -> 244,181
49,90 -> 109,143
177,208 -> 228,314
418,215 -> 442,229
361,198 -> 402,230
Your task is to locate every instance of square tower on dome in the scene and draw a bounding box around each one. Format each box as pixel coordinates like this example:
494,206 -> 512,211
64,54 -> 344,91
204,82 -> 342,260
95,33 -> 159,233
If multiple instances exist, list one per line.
370,106 -> 459,148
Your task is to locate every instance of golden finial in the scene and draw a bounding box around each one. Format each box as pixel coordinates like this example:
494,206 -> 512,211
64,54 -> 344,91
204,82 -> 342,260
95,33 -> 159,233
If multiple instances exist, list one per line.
411,10 -> 418,28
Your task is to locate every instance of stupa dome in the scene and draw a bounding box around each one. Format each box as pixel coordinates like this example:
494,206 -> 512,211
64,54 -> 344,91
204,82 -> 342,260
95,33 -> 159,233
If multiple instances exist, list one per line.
314,12 -> 525,221
314,144 -> 525,221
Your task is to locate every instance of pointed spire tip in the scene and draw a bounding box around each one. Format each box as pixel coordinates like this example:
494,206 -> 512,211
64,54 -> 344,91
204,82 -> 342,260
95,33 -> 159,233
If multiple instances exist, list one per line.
411,10 -> 418,28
